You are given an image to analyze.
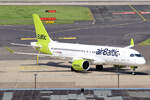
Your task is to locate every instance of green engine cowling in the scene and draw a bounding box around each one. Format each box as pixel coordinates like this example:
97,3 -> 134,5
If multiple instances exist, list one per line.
72,59 -> 90,71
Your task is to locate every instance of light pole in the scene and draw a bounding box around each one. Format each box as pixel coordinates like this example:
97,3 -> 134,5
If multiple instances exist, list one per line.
117,73 -> 120,88
116,66 -> 120,88
34,74 -> 37,88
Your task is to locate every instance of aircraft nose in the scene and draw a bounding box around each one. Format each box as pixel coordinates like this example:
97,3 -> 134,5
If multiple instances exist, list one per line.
143,58 -> 146,64
136,58 -> 146,65
140,58 -> 146,65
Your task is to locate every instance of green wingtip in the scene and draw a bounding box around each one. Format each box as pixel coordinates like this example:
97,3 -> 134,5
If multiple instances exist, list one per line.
130,38 -> 134,46
5,47 -> 14,53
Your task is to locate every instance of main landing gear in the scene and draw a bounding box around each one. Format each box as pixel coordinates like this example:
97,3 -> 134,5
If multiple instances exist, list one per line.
96,65 -> 103,71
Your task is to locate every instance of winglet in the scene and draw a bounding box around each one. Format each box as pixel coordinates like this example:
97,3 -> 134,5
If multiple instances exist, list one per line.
5,47 -> 14,53
124,38 -> 134,48
130,38 -> 134,47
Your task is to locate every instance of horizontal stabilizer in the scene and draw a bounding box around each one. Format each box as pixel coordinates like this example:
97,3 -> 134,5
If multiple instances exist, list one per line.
10,43 -> 41,48
10,43 -> 32,47
6,47 -> 51,57
5,47 -> 14,53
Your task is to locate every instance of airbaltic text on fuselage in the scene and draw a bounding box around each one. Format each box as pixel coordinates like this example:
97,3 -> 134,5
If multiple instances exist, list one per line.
96,48 -> 120,57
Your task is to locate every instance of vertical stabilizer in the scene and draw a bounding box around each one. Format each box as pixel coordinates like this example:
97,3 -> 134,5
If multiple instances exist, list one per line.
32,14 -> 52,43
32,14 -> 52,54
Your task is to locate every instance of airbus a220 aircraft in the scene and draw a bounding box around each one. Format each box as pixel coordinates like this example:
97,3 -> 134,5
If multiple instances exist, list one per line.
7,14 -> 146,75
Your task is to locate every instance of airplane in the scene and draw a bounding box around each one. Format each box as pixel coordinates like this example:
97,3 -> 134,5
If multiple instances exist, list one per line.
7,14 -> 146,75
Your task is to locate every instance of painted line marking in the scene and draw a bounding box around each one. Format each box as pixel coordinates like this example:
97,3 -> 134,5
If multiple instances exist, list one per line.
112,12 -> 136,14
129,5 -> 147,22
140,12 -> 150,14
53,21 -> 139,34
20,66 -> 55,71
58,37 -> 77,40
112,11 -> 150,15
20,38 -> 36,40
55,27 -> 89,33
21,37 -> 77,40
20,66 -> 41,70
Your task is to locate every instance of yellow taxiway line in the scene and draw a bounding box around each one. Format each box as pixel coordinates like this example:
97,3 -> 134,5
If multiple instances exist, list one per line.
21,38 -> 37,40
58,37 -> 77,40
129,5 -> 147,22
20,66 -> 41,70
21,37 -> 77,40
20,66 -> 53,71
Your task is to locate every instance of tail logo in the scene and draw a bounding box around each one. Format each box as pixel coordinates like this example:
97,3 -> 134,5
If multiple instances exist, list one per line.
37,34 -> 46,40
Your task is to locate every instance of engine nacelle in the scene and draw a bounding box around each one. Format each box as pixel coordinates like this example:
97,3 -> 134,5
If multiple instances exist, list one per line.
72,59 -> 90,71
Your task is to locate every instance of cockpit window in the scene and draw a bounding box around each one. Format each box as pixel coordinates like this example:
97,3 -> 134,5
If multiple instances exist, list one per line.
130,54 -> 142,57
130,54 -> 134,57
135,54 -> 142,57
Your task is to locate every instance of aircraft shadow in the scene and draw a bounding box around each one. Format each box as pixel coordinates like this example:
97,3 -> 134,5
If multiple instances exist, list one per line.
21,70 -> 71,73
41,62 -> 71,69
21,61 -> 91,74
21,61 -> 70,69
21,70 -> 92,74
89,67 -> 149,75
21,62 -> 149,75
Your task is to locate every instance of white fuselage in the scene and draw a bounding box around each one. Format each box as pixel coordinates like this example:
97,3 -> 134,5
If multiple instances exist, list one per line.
49,41 -> 146,66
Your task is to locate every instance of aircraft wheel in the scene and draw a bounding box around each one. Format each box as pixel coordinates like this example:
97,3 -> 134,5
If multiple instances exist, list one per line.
130,66 -> 137,75
96,65 -> 103,71
132,72 -> 136,75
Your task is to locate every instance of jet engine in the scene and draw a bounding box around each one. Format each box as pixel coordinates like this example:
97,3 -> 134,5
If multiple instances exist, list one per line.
72,59 -> 90,71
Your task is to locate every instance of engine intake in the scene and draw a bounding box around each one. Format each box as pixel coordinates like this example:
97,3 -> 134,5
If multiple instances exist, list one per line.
72,59 -> 90,71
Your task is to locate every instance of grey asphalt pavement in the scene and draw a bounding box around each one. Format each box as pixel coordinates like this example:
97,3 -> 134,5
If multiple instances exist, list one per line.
0,5 -> 150,89
0,5 -> 150,70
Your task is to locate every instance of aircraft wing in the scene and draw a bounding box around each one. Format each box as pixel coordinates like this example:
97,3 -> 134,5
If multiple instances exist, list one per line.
82,57 -> 95,61
72,55 -> 95,61
71,55 -> 99,64
6,47 -> 71,60
10,43 -> 32,47
72,56 -> 105,65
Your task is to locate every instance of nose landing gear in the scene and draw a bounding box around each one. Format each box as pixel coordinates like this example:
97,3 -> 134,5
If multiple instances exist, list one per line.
130,66 -> 138,75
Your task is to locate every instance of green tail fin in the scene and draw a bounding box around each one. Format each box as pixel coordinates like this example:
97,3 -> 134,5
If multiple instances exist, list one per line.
32,14 -> 52,54
32,13 -> 52,43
